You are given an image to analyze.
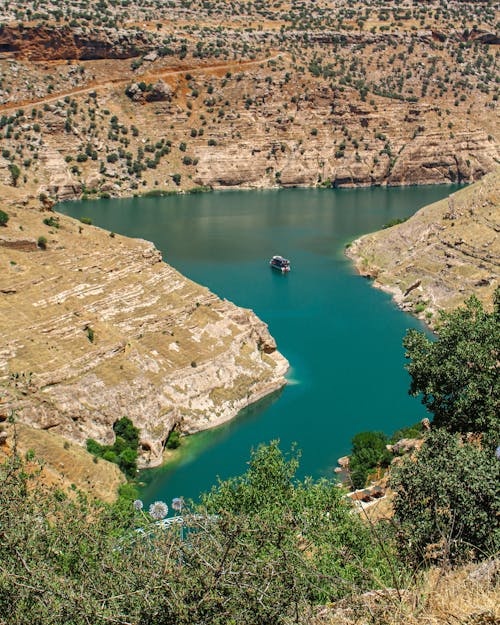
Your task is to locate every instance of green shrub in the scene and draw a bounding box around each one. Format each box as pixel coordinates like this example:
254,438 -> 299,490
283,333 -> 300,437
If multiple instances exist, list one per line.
86,438 -> 105,456
0,442 -> 405,624
86,418 -> 139,478
37,236 -> 47,250
43,216 -> 59,229
391,429 -> 500,564
0,209 -> 9,226
382,217 -> 407,229
113,417 -> 139,450
404,290 -> 500,438
80,216 -> 92,225
349,431 -> 391,489
165,430 -> 181,449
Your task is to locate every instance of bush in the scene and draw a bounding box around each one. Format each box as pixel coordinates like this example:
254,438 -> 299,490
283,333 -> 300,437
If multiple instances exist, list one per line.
86,417 -> 140,477
37,236 -> 47,250
8,163 -> 20,186
349,431 -> 391,489
391,429 -> 500,564
0,209 -> 9,226
43,216 -> 59,229
165,430 -> 181,449
0,442 -> 404,624
403,290 -> 500,438
80,217 -> 92,225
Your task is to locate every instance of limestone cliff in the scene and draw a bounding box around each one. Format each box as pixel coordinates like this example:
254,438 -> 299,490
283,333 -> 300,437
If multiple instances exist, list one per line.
347,169 -> 499,319
0,193 -> 288,467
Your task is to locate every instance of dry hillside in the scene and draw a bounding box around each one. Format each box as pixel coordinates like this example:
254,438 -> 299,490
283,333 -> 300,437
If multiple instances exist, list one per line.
0,192 -> 288,467
347,168 -> 499,318
0,0 -> 497,200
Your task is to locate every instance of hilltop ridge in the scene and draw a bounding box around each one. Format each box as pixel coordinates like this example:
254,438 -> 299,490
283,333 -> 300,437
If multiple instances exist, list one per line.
0,0 -> 498,200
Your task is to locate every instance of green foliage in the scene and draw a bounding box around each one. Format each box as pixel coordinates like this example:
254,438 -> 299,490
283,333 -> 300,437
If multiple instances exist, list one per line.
382,217 -> 407,229
389,421 -> 423,444
80,216 -> 92,225
403,291 -> 500,438
391,429 -> 500,564
113,417 -> 139,449
202,442 -> 401,602
8,163 -> 21,186
0,443 -> 403,625
0,209 -> 9,226
37,236 -> 47,250
43,216 -> 59,229
165,429 -> 181,449
86,418 -> 140,478
349,431 -> 391,489
86,438 -> 104,456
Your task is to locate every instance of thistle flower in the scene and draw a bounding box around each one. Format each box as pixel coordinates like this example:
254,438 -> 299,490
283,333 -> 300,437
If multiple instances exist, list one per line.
172,497 -> 184,512
149,500 -> 168,520
133,499 -> 144,511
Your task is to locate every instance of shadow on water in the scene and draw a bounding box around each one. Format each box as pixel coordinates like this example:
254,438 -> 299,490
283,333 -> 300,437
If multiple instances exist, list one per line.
139,386 -> 286,499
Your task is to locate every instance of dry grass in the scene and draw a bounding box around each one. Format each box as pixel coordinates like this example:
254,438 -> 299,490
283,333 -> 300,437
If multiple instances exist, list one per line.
313,562 -> 500,625
0,422 -> 125,502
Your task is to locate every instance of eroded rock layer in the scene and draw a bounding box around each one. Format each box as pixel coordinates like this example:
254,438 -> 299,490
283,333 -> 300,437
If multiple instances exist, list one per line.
0,195 -> 288,467
347,169 -> 499,319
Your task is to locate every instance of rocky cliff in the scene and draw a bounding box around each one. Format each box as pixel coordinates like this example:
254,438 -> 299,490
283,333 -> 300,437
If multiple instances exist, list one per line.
347,169 -> 499,319
0,193 -> 288,467
0,24 -> 155,60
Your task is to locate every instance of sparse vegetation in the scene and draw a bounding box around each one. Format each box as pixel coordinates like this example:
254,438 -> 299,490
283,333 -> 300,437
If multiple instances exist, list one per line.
0,209 -> 9,226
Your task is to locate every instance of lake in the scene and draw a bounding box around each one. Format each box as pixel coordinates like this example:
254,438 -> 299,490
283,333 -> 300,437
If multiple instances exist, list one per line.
58,184 -> 457,503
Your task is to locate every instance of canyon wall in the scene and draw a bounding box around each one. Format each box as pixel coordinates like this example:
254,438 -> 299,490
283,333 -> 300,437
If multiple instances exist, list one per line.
0,194 -> 288,467
347,168 -> 499,318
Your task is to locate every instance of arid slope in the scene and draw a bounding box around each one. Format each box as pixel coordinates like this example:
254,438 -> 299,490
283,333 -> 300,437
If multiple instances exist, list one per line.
347,169 -> 499,319
0,194 -> 288,467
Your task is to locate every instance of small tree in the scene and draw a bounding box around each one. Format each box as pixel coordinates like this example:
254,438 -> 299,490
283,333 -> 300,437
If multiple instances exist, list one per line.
391,429 -> 500,564
403,290 -> 500,438
8,163 -> 20,187
349,431 -> 391,489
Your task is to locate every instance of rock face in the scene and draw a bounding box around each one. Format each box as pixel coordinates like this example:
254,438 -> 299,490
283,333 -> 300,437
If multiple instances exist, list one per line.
0,24 -> 154,60
347,169 -> 500,318
0,197 -> 288,467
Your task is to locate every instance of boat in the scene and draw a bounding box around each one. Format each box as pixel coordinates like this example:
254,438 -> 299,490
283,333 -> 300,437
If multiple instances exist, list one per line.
269,255 -> 291,272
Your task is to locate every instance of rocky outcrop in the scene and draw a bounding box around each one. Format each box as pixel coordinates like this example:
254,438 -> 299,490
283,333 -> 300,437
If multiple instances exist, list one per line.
0,24 -> 155,60
347,169 -> 500,317
126,80 -> 172,103
0,197 -> 288,467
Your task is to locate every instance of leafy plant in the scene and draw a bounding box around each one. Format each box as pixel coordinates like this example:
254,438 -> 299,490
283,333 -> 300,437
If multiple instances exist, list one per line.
391,429 -> 500,564
0,209 -> 9,226
403,290 -> 500,438
87,417 -> 140,478
348,431 -> 391,489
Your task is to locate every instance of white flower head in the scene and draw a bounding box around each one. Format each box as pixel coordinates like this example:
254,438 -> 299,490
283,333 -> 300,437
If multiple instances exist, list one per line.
172,497 -> 184,512
149,500 -> 169,520
133,499 -> 144,511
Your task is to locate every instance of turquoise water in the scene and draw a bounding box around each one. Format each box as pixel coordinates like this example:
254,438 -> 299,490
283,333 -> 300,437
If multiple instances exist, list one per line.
58,185 -> 457,502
